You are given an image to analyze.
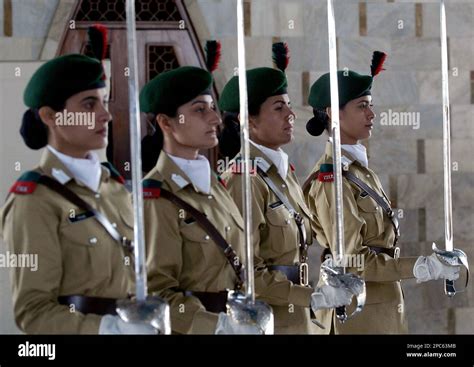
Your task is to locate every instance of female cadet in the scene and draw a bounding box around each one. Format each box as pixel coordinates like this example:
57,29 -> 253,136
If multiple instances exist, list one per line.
217,45 -> 353,334
303,52 -> 460,334
0,54 -> 154,334
140,66 -> 257,334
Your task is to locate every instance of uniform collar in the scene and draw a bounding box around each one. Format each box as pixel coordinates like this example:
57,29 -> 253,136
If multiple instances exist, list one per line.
250,141 -> 289,180
39,148 -> 110,189
167,153 -> 211,194
152,151 -> 218,194
324,140 -> 362,168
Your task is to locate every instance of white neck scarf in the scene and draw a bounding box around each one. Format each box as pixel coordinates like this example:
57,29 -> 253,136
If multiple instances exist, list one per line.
250,140 -> 289,180
47,145 -> 102,192
167,153 -> 211,194
341,143 -> 369,168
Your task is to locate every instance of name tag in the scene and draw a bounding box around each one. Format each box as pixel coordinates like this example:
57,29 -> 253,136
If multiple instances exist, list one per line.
68,211 -> 94,223
269,200 -> 283,209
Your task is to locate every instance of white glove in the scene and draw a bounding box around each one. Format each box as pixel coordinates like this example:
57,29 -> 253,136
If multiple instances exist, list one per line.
413,253 -> 461,283
214,312 -> 262,335
310,284 -> 353,311
99,314 -> 158,335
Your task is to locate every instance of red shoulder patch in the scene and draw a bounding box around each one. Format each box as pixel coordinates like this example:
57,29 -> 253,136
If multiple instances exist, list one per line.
290,163 -> 295,172
318,172 -> 334,182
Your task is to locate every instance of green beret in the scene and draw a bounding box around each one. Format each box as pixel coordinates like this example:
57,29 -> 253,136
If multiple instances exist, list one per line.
308,70 -> 373,109
218,67 -> 288,113
140,66 -> 212,115
24,54 -> 105,109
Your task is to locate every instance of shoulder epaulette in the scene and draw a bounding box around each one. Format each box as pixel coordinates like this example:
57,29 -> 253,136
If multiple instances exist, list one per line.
143,179 -> 162,199
318,163 -> 334,182
213,172 -> 227,188
101,162 -> 125,184
9,171 -> 42,195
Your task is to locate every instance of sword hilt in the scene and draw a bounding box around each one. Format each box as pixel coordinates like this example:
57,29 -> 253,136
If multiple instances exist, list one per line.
445,279 -> 456,297
432,242 -> 470,297
336,306 -> 347,323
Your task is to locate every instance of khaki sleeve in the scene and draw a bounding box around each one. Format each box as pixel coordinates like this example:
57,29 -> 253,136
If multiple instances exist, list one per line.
1,195 -> 102,334
308,178 -> 416,282
144,198 -> 218,334
226,174 -> 313,308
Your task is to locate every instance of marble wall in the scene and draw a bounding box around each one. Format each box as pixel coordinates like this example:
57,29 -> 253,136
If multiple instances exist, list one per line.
0,0 -> 472,334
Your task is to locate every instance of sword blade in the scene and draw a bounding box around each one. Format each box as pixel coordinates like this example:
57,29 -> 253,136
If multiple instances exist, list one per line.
126,0 -> 147,301
440,0 -> 454,252
236,0 -> 255,303
327,0 -> 345,270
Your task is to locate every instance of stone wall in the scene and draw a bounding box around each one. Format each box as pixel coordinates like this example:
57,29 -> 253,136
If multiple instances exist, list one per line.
0,0 -> 472,334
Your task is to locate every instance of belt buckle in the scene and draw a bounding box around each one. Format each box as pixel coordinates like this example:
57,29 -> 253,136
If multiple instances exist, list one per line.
299,262 -> 309,287
393,246 -> 400,259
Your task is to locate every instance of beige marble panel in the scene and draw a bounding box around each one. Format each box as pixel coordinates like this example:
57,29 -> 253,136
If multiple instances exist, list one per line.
369,137 -> 418,174
12,0 -> 58,38
367,3 -> 416,38
425,139 -> 474,173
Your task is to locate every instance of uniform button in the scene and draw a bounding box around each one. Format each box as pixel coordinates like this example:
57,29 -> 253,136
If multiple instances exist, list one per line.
204,235 -> 210,240
366,174 -> 370,178
112,223 -> 117,228
95,193 -> 100,198
375,206 -> 379,210
89,237 -> 98,244
281,184 -> 286,188
285,219 -> 291,224
225,226 -> 231,232
208,195 -> 213,200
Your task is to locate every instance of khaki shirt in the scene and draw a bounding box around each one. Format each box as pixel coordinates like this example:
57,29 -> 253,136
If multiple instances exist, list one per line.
144,152 -> 245,335
304,141 -> 417,334
222,144 -> 315,334
0,149 -> 134,334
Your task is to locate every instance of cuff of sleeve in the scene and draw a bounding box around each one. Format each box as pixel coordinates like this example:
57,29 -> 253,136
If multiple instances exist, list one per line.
288,285 -> 314,307
189,310 -> 219,334
398,256 -> 419,279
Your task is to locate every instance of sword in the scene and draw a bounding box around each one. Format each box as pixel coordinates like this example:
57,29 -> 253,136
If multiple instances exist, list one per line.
115,0 -> 170,333
223,0 -> 273,334
325,0 -> 365,323
433,0 -> 469,297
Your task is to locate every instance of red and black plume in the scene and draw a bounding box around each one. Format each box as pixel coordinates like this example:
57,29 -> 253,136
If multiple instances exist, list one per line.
205,40 -> 221,73
370,51 -> 387,77
272,42 -> 290,72
88,24 -> 108,62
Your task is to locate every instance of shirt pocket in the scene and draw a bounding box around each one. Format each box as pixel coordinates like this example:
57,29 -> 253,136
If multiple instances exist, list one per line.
265,203 -> 295,254
59,217 -> 112,284
179,221 -> 216,271
356,194 -> 384,240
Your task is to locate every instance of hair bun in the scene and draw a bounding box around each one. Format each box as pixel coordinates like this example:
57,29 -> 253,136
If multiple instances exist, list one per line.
20,109 -> 48,150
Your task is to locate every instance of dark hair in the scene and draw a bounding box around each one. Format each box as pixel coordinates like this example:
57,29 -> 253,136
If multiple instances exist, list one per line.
306,108 -> 329,137
218,112 -> 241,159
217,103 -> 262,159
20,101 -> 65,150
141,113 -> 164,173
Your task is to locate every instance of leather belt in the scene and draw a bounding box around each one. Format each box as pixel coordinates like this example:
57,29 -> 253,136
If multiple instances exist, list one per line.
268,264 -> 308,286
58,295 -> 118,316
368,245 -> 400,259
184,290 -> 228,313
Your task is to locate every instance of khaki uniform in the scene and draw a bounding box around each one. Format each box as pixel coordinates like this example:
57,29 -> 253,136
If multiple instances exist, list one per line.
0,149 -> 135,334
222,145 -> 315,334
304,142 -> 417,334
144,153 -> 245,334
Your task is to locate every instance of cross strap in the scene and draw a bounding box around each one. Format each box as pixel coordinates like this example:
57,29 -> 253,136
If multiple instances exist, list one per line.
342,171 -> 400,245
256,165 -> 308,265
158,188 -> 244,290
37,175 -> 133,251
